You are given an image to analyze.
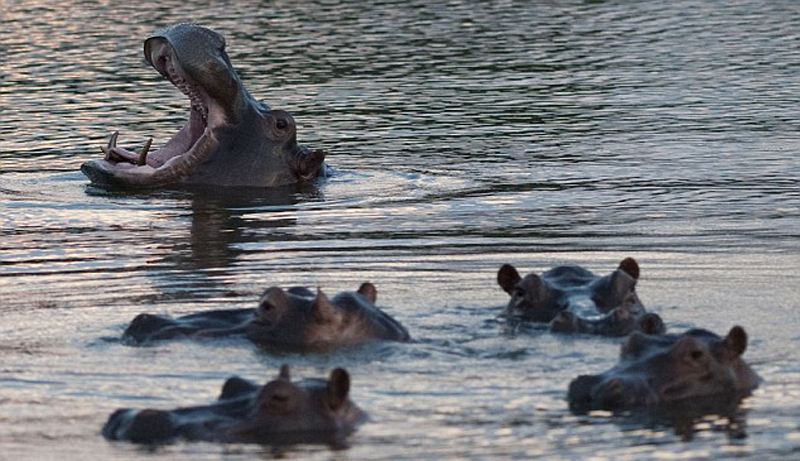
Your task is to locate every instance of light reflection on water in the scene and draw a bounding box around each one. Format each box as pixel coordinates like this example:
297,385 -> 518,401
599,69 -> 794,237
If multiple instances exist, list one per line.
1,1 -> 800,459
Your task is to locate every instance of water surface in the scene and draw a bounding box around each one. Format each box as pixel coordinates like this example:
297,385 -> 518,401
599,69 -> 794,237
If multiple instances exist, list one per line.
1,1 -> 799,459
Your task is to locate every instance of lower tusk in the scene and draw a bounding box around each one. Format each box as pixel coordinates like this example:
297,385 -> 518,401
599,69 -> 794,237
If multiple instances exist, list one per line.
137,138 -> 153,166
108,131 -> 119,149
102,131 -> 120,160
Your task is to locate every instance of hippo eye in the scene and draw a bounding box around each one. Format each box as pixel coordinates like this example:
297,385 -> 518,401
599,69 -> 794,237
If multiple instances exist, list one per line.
276,119 -> 288,129
690,350 -> 703,360
513,287 -> 525,298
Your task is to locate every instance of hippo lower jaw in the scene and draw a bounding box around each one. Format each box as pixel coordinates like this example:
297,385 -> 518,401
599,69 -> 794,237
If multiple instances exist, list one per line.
81,126 -> 220,188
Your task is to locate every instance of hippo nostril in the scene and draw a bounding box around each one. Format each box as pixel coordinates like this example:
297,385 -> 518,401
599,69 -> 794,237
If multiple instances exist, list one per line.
551,311 -> 578,333
690,350 -> 703,360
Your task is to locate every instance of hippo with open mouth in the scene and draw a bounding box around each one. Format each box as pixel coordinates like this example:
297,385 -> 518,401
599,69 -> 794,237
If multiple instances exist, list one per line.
497,257 -> 665,336
102,365 -> 366,445
122,282 -> 411,351
81,23 -> 325,188
567,326 -> 761,413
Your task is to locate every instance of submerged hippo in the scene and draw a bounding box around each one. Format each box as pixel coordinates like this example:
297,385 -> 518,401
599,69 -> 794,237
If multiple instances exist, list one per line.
568,326 -> 761,413
102,365 -> 366,445
81,23 -> 325,188
497,257 -> 665,336
123,283 -> 411,351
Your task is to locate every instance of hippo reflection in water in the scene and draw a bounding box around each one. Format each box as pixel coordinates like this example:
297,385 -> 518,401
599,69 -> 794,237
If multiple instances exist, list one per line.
568,326 -> 761,413
81,23 -> 325,188
123,283 -> 411,351
103,365 -> 366,445
497,257 -> 665,336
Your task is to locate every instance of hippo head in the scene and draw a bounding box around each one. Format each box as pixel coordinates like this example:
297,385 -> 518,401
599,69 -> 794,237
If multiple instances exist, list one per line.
245,283 -> 382,350
497,258 -> 661,335
568,326 -> 761,412
497,265 -> 561,322
81,23 -> 325,188
226,365 -> 367,441
102,364 -> 366,444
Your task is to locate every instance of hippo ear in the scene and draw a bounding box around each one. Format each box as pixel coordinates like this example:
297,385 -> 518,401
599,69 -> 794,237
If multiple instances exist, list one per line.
357,282 -> 377,304
312,288 -> 340,323
621,331 -> 648,359
219,376 -> 259,401
278,364 -> 291,380
618,257 -> 640,280
327,368 -> 351,410
257,287 -> 290,321
724,326 -> 748,357
261,286 -> 289,306
609,270 -> 637,298
497,264 -> 522,294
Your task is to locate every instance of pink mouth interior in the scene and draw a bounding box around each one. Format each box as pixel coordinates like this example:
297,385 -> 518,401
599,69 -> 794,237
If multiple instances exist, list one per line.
144,54 -> 211,168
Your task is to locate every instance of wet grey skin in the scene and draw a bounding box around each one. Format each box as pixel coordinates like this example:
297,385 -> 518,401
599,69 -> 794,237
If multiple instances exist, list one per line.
245,283 -> 411,351
497,257 -> 665,336
102,364 -> 367,445
81,23 -> 325,188
567,326 -> 761,413
121,282 -> 411,351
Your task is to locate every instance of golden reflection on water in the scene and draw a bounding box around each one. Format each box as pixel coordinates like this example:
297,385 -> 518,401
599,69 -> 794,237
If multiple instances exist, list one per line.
1,1 -> 800,460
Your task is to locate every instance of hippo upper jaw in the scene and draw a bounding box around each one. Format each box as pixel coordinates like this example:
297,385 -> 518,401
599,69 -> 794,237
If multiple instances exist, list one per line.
81,29 -> 230,188
81,24 -> 325,188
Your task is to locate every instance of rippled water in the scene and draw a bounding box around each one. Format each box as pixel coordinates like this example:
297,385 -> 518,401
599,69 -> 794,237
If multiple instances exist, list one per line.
2,1 -> 800,459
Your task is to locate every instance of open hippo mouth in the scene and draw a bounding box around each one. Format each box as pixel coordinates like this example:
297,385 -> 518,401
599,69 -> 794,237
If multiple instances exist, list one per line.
106,48 -> 216,166
81,23 -> 326,188
80,28 -> 226,187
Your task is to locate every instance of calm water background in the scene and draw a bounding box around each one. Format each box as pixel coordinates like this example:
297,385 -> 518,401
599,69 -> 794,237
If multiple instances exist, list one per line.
1,1 -> 799,459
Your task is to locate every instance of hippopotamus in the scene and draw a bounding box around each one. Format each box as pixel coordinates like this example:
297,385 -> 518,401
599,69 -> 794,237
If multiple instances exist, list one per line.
496,257 -> 665,336
102,365 -> 366,445
568,326 -> 761,413
81,23 -> 325,188
122,283 -> 411,351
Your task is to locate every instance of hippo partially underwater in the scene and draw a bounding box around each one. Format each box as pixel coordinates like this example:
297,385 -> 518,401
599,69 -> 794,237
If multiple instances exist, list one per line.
103,365 -> 366,445
122,283 -> 410,351
497,257 -> 665,336
567,326 -> 761,413
81,23 -> 325,188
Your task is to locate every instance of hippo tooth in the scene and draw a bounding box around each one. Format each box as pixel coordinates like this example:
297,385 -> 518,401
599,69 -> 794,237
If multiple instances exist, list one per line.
137,138 -> 153,166
101,131 -> 120,159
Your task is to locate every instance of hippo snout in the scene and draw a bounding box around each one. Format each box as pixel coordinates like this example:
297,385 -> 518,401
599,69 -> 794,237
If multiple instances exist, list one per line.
568,374 -> 653,412
122,313 -> 174,343
591,378 -> 637,409
101,409 -> 130,440
550,311 -> 580,333
567,374 -> 602,412
102,408 -> 174,444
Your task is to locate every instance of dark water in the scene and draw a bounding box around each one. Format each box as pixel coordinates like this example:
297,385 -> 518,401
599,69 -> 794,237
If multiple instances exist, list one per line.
1,1 -> 799,459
